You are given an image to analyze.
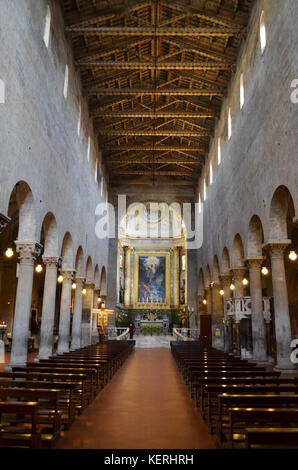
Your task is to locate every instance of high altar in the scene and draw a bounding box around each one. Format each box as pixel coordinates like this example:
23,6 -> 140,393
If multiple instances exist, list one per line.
117,202 -> 187,315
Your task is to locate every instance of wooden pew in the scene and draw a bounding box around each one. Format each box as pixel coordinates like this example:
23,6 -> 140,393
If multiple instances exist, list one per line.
0,379 -> 76,428
0,401 -> 41,448
0,370 -> 89,412
204,384 -> 298,430
245,427 -> 298,449
217,407 -> 298,448
0,388 -> 61,447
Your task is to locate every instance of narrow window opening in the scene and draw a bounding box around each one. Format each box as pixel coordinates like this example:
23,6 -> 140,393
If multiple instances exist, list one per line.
260,11 -> 266,53
240,73 -> 245,109
43,6 -> 51,48
63,65 -> 69,99
203,179 -> 207,201
0,80 -> 5,104
228,108 -> 232,140
218,138 -> 221,165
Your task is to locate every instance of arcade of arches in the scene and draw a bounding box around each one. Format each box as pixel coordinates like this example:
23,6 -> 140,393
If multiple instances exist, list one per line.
0,0 -> 297,450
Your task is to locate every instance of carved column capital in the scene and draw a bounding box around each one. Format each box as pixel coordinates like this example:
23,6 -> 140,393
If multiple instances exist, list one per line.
263,240 -> 291,259
15,241 -> 43,265
74,276 -> 85,287
231,266 -> 247,279
219,273 -> 232,288
42,256 -> 62,267
60,269 -> 75,282
0,213 -> 11,234
246,257 -> 264,270
85,282 -> 95,290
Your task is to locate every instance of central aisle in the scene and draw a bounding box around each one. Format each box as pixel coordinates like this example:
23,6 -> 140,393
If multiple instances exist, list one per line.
56,349 -> 215,449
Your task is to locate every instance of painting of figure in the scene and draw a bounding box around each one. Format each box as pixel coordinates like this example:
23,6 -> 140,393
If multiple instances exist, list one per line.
138,256 -> 166,303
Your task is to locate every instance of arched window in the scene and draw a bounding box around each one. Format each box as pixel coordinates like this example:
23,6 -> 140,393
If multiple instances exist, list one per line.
260,11 -> 266,53
228,107 -> 232,140
63,65 -> 69,99
87,136 -> 91,161
0,80 -> 5,104
43,5 -> 51,48
240,73 -> 245,109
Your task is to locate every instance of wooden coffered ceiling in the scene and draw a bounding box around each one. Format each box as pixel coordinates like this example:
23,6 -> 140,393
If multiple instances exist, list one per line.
62,0 -> 254,188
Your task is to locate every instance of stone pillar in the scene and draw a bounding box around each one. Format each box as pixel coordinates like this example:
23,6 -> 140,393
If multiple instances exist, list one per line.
232,267 -> 247,297
173,247 -> 180,308
57,270 -> 74,354
37,256 -> 61,360
70,277 -> 85,351
265,241 -> 295,371
91,289 -> 100,344
212,283 -> 225,350
247,257 -> 267,362
235,318 -> 241,357
8,241 -> 42,368
219,273 -> 232,353
124,247 -> 131,307
81,283 -> 94,347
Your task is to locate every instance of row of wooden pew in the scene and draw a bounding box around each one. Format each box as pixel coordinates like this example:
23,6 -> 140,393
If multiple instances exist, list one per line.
171,341 -> 298,449
0,340 -> 135,448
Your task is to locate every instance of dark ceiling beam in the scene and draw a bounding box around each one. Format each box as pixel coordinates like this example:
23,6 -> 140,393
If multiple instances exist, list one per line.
110,170 -> 197,176
96,129 -> 211,136
160,0 -> 247,27
85,87 -> 224,96
75,37 -> 149,61
92,111 -> 217,118
65,0 -> 152,28
101,145 -> 207,153
106,160 -> 202,164
110,178 -> 196,186
163,37 -> 235,64
66,26 -> 246,37
76,61 -> 234,71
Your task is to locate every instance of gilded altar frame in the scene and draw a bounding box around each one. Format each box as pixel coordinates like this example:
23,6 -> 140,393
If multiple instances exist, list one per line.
134,251 -> 170,309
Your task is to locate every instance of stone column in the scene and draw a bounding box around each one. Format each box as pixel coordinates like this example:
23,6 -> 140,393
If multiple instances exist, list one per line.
81,282 -> 94,347
8,241 -> 42,368
235,318 -> 241,357
124,247 -> 131,307
57,270 -> 74,354
219,273 -> 232,353
37,256 -> 61,360
265,241 -> 295,371
91,288 -> 100,344
247,257 -> 267,362
70,277 -> 85,350
212,283 -> 225,350
232,267 -> 247,297
173,247 -> 180,308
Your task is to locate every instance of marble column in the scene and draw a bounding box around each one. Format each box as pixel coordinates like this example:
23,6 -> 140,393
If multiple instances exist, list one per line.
232,267 -> 247,297
124,247 -> 131,307
219,273 -> 232,353
81,282 -> 94,347
235,318 -> 241,357
173,247 -> 180,308
265,241 -> 295,371
70,277 -> 85,350
8,241 -> 42,368
212,283 -> 225,350
37,256 -> 61,360
57,270 -> 74,354
247,257 -> 267,362
91,288 -> 100,344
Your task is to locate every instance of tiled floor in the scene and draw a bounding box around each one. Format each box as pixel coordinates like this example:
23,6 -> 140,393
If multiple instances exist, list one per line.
55,349 -> 215,449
